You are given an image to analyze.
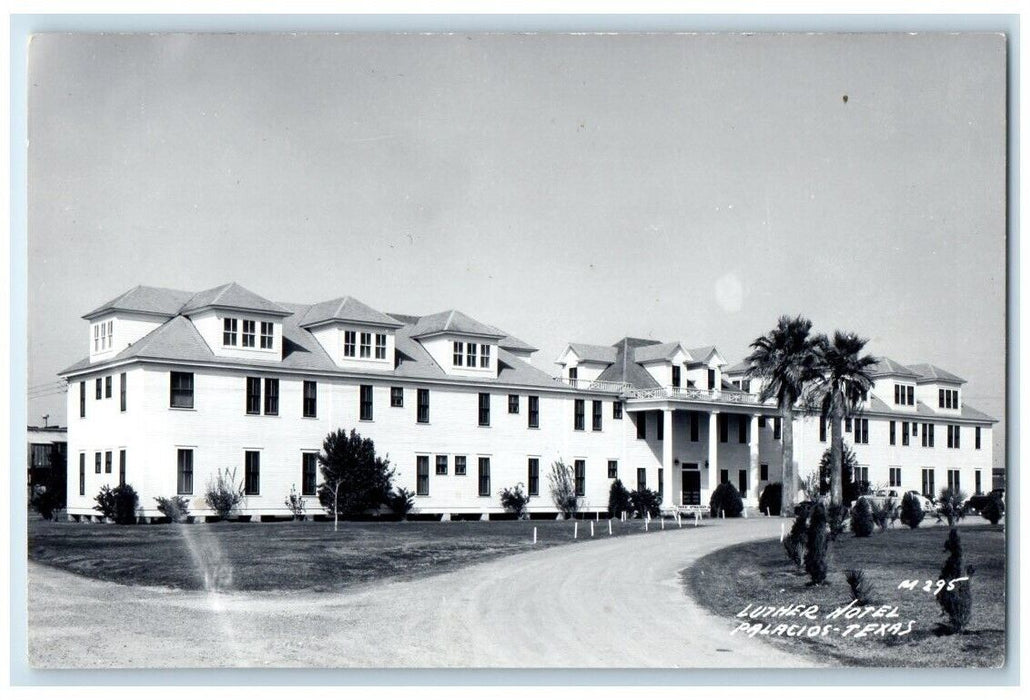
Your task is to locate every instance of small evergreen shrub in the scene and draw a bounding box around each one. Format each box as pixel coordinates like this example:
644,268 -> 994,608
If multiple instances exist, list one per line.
205,467 -> 245,521
499,483 -> 531,519
804,502 -> 829,585
154,495 -> 191,523
284,486 -> 307,520
826,503 -> 850,541
851,498 -> 874,537
981,492 -> 1004,525
608,479 -> 632,519
709,482 -> 744,518
31,486 -> 64,520
937,487 -> 967,527
870,498 -> 894,532
385,487 -> 415,518
784,510 -> 808,569
845,569 -> 875,605
630,488 -> 662,519
937,528 -> 975,634
94,484 -> 139,524
759,482 -> 782,516
901,491 -> 924,529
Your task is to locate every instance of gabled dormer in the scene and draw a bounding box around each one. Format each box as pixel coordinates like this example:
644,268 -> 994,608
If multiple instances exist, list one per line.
632,342 -> 693,388
412,310 -> 506,378
555,343 -> 618,383
684,346 -> 727,391
869,357 -> 921,413
181,283 -> 292,361
299,296 -> 403,370
907,363 -> 965,414
83,285 -> 194,363
722,359 -> 759,394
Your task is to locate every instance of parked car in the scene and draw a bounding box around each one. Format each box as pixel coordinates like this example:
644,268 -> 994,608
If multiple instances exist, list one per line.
964,488 -> 1005,513
865,489 -> 933,512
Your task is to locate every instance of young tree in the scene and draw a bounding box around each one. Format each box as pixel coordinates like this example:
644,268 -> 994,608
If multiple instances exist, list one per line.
811,332 -> 878,508
937,528 -> 974,634
818,444 -> 859,505
805,501 -> 830,584
204,467 -> 246,521
548,460 -> 579,518
317,428 -> 394,525
499,483 -> 531,519
901,491 -> 924,529
851,497 -> 874,537
744,315 -> 821,514
937,487 -> 967,527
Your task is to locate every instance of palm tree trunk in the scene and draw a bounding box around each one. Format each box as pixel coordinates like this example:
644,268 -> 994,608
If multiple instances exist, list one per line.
829,403 -> 844,507
781,404 -> 795,514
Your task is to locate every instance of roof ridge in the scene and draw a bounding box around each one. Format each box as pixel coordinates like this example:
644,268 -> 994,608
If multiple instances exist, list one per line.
445,309 -> 457,331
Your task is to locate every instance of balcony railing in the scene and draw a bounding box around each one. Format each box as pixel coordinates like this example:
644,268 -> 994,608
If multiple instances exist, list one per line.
551,377 -> 632,394
627,385 -> 769,405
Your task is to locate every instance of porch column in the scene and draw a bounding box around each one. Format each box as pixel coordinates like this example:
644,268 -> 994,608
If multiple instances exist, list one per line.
707,411 -> 719,494
749,413 -> 760,505
662,408 -> 674,507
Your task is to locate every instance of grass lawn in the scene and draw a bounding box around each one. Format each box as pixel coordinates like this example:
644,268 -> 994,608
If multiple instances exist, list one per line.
29,514 -> 653,593
684,523 -> 1006,668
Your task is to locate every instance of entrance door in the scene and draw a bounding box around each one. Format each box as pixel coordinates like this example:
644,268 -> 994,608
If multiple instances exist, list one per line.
682,465 -> 701,505
738,469 -> 747,497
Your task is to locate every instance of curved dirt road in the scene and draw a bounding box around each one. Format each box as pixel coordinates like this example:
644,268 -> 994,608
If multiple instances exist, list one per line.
28,517 -> 821,668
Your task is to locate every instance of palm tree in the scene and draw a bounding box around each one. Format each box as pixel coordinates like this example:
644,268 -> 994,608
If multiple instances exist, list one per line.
744,315 -> 821,514
811,331 -> 879,507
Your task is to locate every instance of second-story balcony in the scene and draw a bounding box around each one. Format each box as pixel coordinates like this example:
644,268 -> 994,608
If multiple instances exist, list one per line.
627,385 -> 771,406
551,376 -> 632,394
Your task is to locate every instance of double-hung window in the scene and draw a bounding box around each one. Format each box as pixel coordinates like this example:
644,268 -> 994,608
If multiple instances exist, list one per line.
452,342 -> 464,367
242,320 -> 256,347
608,460 -> 618,479
344,331 -> 356,357
359,332 -> 372,358
170,372 -> 194,409
478,393 -> 491,426
417,456 -> 430,496
79,381 -> 86,417
613,401 -> 623,420
574,460 -> 586,497
391,387 -> 404,407
636,467 -> 646,491
889,421 -> 896,445
374,333 -> 387,359
302,453 -> 318,496
223,318 -> 238,346
260,322 -> 273,349
360,385 -> 374,421
303,381 -> 317,418
466,343 -> 477,368
527,458 -> 540,496
773,417 -> 782,440
105,451 -> 112,474
592,400 -> 602,431
478,457 -> 491,496
738,416 -> 747,443
480,344 -> 491,368
244,451 -> 260,495
96,377 -> 102,400
246,377 -> 262,415
264,378 -> 279,415
528,396 -> 539,428
672,366 -> 681,388
902,421 -> 910,446
95,452 -> 101,474
177,449 -> 194,495
508,394 -> 520,414
105,376 -> 112,399
854,419 -> 869,444
455,455 -> 467,476
78,454 -> 85,495
574,400 -> 585,431
436,455 -> 448,476
119,373 -> 126,412
417,389 -> 430,423
975,426 -> 982,450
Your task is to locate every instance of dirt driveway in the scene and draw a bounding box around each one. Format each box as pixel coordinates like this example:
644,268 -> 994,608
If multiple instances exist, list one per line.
28,517 -> 822,668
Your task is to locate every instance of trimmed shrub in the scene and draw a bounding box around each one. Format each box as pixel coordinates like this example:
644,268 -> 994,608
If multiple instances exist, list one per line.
759,482 -> 782,516
937,487 -> 967,527
851,498 -> 874,537
94,484 -> 139,525
826,503 -> 850,541
386,487 -> 415,519
981,492 -> 1004,525
784,510 -> 808,569
630,488 -> 662,519
155,495 -> 191,523
709,482 -> 744,518
845,569 -> 875,605
205,467 -> 245,521
937,528 -> 974,634
499,483 -> 531,519
32,485 -> 64,521
901,491 -> 924,529
608,479 -> 632,519
804,502 -> 829,585
870,498 -> 894,532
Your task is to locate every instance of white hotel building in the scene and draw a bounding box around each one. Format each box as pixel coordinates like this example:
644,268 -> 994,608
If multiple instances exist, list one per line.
60,283 -> 997,521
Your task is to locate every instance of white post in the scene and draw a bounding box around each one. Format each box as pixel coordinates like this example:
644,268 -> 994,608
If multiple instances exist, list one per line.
694,510 -> 700,527
608,519 -> 612,536
661,516 -> 665,530
533,526 -> 537,544
721,510 -> 725,520
595,511 -> 599,521
645,518 -> 649,532
574,521 -> 578,539
590,521 -> 595,537
780,522 -> 785,542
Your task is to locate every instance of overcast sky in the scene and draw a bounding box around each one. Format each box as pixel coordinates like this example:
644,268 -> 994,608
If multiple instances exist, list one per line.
27,32 -> 1007,467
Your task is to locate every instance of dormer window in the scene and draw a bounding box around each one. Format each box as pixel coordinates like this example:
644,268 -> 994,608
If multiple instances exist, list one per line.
480,344 -> 490,368
467,343 -> 478,367
360,332 -> 372,358
453,341 -> 464,367
375,334 -> 387,359
672,366 -> 681,388
569,367 -> 578,381
242,320 -> 255,347
260,322 -> 274,349
93,320 -> 114,351
939,388 -> 959,409
894,384 -> 915,406
344,331 -> 356,357
223,318 -> 238,346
